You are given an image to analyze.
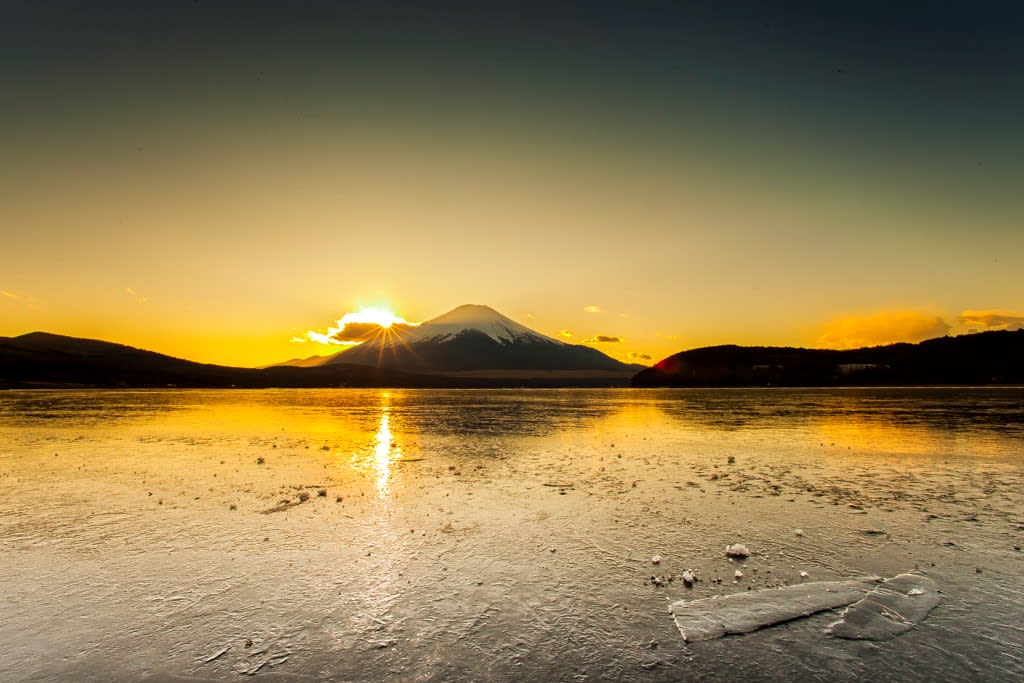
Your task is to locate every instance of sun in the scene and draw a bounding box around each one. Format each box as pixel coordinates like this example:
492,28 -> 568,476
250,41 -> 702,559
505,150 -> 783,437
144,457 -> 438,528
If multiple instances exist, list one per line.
293,306 -> 419,346
341,306 -> 412,329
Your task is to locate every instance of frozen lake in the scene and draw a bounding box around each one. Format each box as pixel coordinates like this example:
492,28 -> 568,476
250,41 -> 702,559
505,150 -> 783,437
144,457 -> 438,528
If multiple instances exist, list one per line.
1,388 -> 1022,681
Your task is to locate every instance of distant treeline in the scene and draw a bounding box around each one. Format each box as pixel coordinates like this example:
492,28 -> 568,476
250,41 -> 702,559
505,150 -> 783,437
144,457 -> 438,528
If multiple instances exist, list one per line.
631,330 -> 1024,387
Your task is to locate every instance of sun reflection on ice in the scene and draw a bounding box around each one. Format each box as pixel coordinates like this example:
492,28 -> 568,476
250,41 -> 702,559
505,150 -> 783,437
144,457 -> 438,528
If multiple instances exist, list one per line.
370,393 -> 401,498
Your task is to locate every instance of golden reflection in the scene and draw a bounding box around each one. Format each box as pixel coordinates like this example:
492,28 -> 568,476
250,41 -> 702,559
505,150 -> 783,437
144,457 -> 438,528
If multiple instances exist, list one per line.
815,415 -> 960,457
368,392 -> 401,498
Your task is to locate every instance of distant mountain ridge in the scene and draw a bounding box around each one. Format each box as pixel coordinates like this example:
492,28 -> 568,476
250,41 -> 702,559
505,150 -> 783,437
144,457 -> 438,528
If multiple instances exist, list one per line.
632,330 -> 1024,387
5,328 -> 1021,389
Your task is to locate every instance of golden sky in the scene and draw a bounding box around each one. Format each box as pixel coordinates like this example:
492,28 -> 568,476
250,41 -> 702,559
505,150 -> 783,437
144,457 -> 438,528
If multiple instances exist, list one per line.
2,3 -> 1022,367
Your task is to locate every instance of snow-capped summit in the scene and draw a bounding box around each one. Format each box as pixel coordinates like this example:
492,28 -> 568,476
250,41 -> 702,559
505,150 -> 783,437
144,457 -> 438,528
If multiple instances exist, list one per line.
324,304 -> 634,375
399,304 -> 560,346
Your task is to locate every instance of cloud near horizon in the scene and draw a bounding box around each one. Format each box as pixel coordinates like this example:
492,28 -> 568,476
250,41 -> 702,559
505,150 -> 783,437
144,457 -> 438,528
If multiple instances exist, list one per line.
583,335 -> 622,343
628,351 -> 652,362
558,329 -> 573,338
293,307 -> 418,345
957,309 -> 1024,332
817,310 -> 951,349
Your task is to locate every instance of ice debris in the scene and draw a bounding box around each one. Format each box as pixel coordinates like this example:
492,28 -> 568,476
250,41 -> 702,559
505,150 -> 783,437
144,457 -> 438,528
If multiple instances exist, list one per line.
827,574 -> 940,640
650,573 -> 674,588
669,576 -> 880,642
670,573 -> 939,643
725,544 -> 750,559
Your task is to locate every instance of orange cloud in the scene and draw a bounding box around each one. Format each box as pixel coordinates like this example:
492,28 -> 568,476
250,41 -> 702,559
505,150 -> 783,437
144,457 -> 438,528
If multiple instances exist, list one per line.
817,310 -> 950,349
628,351 -> 652,362
957,310 -> 1024,332
583,305 -> 601,313
558,329 -> 573,338
583,335 -> 622,343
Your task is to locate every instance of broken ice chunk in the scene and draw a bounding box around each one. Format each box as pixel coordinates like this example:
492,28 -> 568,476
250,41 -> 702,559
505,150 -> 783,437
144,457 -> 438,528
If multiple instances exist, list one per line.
827,574 -> 940,640
670,577 -> 880,642
725,544 -> 750,559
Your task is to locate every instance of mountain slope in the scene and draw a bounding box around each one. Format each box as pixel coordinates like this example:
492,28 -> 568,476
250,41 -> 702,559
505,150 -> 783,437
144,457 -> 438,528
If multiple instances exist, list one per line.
0,332 -> 464,388
631,330 -> 1024,387
264,353 -> 337,369
326,304 -> 639,374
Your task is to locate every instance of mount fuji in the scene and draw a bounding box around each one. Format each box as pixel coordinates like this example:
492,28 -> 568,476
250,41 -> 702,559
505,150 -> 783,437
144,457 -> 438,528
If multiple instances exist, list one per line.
317,304 -> 642,378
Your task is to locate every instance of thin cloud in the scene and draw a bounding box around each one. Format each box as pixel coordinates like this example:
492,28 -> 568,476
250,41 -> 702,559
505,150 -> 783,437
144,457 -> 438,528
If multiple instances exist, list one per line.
628,352 -> 653,362
818,310 -> 950,349
583,305 -> 601,313
0,289 -> 37,308
558,329 -> 573,338
124,287 -> 149,304
583,335 -> 622,343
957,309 -> 1024,332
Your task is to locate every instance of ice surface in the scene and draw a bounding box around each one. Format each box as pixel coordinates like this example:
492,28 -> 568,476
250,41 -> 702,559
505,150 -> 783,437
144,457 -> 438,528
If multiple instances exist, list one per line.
1,388 -> 1020,681
827,573 -> 940,640
670,577 -> 881,642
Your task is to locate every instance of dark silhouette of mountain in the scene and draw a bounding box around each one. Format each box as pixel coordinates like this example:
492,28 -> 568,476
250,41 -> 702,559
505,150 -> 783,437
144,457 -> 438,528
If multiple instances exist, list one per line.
322,304 -> 642,379
632,330 -> 1024,387
263,353 -> 335,369
0,332 -> 466,388
0,329 -> 638,388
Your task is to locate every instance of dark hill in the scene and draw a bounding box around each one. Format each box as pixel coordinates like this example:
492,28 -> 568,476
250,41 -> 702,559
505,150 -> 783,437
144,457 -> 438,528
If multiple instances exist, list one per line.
632,330 -> 1024,387
0,332 -> 466,388
0,332 -> 635,388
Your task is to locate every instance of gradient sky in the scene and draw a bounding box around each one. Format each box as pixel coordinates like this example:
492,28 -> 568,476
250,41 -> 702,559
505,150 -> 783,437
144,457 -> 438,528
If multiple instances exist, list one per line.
3,1 -> 1022,367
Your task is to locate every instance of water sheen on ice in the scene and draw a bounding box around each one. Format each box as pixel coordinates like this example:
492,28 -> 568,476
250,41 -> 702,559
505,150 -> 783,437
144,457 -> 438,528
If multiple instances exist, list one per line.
827,573 -> 940,640
670,577 -> 881,642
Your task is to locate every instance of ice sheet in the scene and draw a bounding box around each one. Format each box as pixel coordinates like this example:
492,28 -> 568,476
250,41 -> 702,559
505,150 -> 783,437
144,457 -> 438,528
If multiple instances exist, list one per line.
670,577 -> 881,642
